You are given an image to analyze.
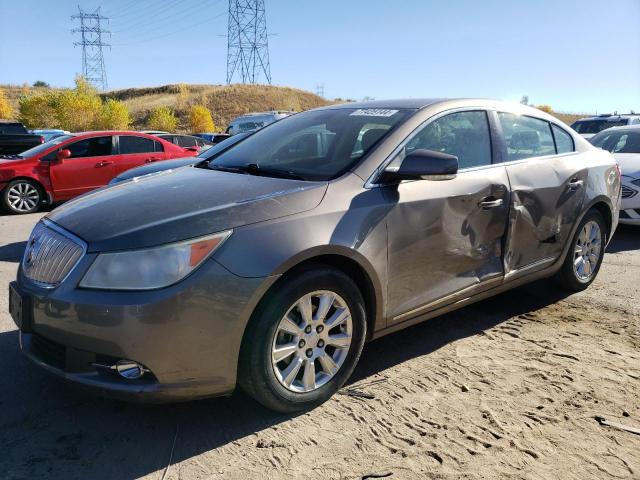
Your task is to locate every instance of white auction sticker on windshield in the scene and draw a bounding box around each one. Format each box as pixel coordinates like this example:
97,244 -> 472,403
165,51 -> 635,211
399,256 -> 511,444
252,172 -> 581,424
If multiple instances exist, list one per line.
349,109 -> 399,117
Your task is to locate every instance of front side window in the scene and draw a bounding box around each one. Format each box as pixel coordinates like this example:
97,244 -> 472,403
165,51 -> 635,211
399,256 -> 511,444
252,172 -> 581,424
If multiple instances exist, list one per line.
212,108 -> 412,181
498,113 -> 555,161
551,124 -> 575,154
178,136 -> 197,148
67,136 -> 113,158
119,136 -> 155,154
572,119 -> 628,134
404,110 -> 492,169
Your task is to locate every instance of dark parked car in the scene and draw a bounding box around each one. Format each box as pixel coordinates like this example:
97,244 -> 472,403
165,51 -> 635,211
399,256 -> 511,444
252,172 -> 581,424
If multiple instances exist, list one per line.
0,121 -> 45,155
108,132 -> 251,185
156,134 -> 213,152
193,133 -> 231,144
9,99 -> 620,413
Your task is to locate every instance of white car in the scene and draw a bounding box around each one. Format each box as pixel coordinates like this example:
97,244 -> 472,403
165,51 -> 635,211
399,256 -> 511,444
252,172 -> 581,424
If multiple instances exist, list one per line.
591,125 -> 640,224
572,114 -> 640,140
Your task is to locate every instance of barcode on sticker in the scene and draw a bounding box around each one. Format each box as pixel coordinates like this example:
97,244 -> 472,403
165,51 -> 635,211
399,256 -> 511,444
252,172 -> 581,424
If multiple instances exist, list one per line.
350,109 -> 399,117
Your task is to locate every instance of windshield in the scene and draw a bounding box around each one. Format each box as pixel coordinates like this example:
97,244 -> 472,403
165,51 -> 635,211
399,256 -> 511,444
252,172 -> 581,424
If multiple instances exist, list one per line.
572,119 -> 628,134
18,135 -> 74,158
212,108 -> 412,181
591,130 -> 640,153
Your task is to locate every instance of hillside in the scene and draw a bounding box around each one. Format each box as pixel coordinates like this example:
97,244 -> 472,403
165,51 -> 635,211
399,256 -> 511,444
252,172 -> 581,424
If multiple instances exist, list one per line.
1,82 -> 585,131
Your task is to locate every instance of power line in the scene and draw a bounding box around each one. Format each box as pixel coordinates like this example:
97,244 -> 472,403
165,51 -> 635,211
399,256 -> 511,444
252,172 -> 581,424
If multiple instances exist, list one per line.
112,10 -> 226,46
71,6 -> 110,91
226,0 -> 271,84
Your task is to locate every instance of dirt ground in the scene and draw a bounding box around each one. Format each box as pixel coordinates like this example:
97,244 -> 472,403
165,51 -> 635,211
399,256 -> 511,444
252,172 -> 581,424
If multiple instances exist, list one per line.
0,212 -> 638,480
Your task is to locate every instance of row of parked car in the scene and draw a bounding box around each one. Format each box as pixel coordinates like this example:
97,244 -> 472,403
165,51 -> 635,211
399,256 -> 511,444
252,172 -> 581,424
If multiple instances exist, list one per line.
0,110 -> 291,214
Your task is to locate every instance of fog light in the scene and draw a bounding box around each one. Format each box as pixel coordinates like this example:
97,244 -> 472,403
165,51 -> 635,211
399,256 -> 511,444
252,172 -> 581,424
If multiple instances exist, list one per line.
115,360 -> 147,380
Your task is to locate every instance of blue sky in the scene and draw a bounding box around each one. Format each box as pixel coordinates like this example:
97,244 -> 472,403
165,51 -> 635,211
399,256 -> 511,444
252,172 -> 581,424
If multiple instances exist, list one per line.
1,0 -> 639,113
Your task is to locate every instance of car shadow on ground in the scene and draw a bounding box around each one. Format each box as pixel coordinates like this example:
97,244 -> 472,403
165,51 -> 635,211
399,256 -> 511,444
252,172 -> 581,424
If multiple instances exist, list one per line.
0,241 -> 27,262
606,224 -> 639,253
0,280 -> 575,479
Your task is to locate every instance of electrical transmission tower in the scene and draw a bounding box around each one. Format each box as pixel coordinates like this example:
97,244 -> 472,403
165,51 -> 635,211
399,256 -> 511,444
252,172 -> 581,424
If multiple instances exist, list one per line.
226,0 -> 271,85
72,6 -> 110,91
316,83 -> 325,98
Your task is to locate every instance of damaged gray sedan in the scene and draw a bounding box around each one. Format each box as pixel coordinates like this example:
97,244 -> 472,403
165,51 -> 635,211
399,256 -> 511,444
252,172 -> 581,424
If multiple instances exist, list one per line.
9,99 -> 620,412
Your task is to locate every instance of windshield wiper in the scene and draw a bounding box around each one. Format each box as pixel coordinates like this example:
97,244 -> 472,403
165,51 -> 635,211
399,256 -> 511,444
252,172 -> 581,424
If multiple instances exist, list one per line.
208,163 -> 306,181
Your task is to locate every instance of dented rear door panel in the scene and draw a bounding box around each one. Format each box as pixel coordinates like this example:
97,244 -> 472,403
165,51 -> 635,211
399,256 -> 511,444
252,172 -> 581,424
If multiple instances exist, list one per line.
503,154 -> 587,275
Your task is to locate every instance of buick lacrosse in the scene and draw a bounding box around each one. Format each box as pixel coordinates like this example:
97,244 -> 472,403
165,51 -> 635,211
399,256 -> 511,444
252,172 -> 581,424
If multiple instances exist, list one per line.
9,99 -> 620,412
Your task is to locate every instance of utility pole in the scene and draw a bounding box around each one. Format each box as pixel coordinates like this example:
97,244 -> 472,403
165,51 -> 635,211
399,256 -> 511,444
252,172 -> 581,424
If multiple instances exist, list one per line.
316,83 -> 325,98
226,0 -> 271,84
71,6 -> 110,91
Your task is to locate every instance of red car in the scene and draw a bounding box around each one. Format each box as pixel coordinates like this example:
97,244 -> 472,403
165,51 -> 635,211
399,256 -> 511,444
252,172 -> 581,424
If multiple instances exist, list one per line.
0,131 -> 196,214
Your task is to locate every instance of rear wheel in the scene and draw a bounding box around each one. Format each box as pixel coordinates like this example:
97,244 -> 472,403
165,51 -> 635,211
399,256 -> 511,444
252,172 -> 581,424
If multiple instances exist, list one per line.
239,267 -> 367,412
2,179 -> 43,214
555,210 -> 606,291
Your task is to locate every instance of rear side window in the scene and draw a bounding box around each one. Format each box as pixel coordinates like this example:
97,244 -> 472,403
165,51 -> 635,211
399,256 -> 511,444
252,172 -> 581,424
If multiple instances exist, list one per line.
0,123 -> 28,134
67,136 -> 113,158
551,125 -> 574,154
178,136 -> 197,148
406,110 -> 492,169
119,136 -> 155,154
498,113 -> 555,161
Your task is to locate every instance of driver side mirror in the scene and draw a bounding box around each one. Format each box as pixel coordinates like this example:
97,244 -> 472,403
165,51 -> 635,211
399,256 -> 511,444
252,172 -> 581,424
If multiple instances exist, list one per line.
380,149 -> 458,183
56,149 -> 71,162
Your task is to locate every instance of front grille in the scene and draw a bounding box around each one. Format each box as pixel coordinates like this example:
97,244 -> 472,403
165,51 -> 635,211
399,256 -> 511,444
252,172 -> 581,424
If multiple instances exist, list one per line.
22,222 -> 84,287
31,334 -> 66,369
621,184 -> 637,199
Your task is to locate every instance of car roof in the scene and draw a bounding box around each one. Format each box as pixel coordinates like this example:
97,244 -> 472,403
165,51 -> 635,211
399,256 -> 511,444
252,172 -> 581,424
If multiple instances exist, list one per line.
574,114 -> 639,122
319,98 -> 448,110
593,124 -> 640,133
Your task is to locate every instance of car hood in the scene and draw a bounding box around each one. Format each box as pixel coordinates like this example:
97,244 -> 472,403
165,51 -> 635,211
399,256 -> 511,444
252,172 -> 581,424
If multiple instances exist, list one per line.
613,153 -> 640,178
47,167 -> 328,252
111,156 -> 197,183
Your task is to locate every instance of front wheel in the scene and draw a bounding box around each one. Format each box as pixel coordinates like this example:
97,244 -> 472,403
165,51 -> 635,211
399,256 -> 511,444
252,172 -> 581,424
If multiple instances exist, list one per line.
238,267 -> 367,413
2,179 -> 43,214
555,210 -> 606,291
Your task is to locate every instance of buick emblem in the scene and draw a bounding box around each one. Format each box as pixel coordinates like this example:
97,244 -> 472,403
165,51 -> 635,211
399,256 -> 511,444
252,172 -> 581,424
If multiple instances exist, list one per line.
25,236 -> 38,265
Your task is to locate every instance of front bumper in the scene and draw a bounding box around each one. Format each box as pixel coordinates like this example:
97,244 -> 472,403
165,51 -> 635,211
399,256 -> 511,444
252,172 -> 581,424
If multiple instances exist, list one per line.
620,177 -> 640,225
14,257 -> 276,402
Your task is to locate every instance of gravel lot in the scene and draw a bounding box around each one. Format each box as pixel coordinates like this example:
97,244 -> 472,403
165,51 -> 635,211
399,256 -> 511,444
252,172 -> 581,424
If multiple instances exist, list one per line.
0,212 -> 638,480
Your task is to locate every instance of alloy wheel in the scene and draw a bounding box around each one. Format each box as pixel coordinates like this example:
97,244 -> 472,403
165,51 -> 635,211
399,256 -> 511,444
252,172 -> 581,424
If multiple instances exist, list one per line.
271,290 -> 353,393
573,220 -> 602,282
7,182 -> 40,213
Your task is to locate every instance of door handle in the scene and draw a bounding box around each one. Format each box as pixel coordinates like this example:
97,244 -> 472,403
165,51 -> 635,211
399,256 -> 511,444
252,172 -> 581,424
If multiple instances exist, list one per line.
568,178 -> 584,191
96,160 -> 113,167
478,197 -> 504,209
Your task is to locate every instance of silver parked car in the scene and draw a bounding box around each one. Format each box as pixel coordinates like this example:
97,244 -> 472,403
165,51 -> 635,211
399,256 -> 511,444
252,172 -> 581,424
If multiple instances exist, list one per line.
226,110 -> 292,135
9,99 -> 620,412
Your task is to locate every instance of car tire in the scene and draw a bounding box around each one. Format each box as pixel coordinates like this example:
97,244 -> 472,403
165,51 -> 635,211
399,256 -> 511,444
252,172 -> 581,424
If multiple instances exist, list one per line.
1,179 -> 44,215
238,267 -> 367,413
555,209 -> 606,291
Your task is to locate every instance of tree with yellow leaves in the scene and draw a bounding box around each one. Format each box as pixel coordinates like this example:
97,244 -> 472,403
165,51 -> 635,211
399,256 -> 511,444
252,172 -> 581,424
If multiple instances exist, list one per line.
147,106 -> 178,132
189,105 -> 215,133
0,88 -> 14,119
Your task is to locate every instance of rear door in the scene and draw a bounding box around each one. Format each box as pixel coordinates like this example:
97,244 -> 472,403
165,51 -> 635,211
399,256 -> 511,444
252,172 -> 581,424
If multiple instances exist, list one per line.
49,135 -> 116,199
385,110 -> 510,323
115,135 -> 165,174
496,112 -> 585,277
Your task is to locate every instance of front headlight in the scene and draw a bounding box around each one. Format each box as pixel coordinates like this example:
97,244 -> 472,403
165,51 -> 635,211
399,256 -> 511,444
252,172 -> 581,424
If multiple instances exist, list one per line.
79,230 -> 232,290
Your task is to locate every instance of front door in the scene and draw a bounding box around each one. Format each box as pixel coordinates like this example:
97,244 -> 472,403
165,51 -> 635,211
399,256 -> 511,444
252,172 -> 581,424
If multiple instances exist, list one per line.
384,110 -> 510,323
115,135 -> 165,175
50,135 -> 115,200
496,112 -> 586,276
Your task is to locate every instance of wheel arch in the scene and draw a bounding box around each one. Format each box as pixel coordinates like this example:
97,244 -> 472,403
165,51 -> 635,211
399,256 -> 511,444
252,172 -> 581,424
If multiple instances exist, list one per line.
1,176 -> 48,209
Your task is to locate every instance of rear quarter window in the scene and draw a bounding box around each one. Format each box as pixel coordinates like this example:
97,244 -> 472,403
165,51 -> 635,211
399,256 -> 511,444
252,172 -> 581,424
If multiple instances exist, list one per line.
551,125 -> 574,154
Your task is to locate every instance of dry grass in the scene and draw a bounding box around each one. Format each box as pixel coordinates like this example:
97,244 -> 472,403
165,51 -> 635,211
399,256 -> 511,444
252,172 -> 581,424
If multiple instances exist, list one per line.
0,83 -> 589,131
